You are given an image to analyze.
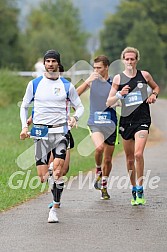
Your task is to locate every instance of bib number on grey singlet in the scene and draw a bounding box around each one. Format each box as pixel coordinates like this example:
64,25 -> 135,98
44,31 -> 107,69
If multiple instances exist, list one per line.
94,111 -> 111,124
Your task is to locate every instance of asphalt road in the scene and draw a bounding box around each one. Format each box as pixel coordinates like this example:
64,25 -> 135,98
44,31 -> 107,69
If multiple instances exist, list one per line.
0,99 -> 167,252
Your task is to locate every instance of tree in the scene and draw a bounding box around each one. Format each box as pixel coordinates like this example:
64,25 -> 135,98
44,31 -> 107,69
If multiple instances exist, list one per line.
20,0 -> 89,70
100,1 -> 148,61
0,0 -> 20,69
126,19 -> 166,82
99,0 -> 167,84
127,0 -> 167,67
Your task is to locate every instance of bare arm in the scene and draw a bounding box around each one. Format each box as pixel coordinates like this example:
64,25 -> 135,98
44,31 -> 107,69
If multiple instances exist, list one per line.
77,81 -> 90,96
76,72 -> 99,96
106,75 -> 120,107
106,74 -> 130,107
142,71 -> 160,104
106,84 -> 119,107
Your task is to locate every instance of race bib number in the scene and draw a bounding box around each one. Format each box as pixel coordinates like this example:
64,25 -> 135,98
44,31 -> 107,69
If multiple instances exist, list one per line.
125,91 -> 143,107
94,111 -> 111,124
30,125 -> 48,140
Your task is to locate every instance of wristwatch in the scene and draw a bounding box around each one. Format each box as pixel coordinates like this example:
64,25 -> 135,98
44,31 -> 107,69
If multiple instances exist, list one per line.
152,91 -> 158,98
73,116 -> 79,121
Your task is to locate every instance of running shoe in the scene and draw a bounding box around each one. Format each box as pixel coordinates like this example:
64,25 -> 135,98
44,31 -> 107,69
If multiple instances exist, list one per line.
136,190 -> 146,205
101,188 -> 110,200
131,190 -> 137,206
48,208 -> 59,223
48,202 -> 61,209
94,174 -> 102,190
136,196 -> 146,205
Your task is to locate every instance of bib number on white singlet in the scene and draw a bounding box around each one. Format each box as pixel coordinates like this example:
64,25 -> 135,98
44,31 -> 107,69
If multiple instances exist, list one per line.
30,125 -> 48,140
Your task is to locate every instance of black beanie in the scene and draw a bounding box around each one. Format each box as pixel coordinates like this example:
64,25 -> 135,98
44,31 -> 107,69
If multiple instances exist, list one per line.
43,50 -> 61,64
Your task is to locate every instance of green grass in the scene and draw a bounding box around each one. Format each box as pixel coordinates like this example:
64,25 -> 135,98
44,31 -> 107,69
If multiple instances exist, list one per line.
0,104 -> 43,211
0,103 -> 123,212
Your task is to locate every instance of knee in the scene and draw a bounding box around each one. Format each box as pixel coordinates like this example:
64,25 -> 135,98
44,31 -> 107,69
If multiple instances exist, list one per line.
37,171 -> 47,183
53,169 -> 61,180
127,158 -> 135,168
39,176 -> 45,183
134,151 -> 143,161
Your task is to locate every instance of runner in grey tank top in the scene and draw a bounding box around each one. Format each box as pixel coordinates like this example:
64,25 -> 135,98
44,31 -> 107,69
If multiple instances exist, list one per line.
77,55 -> 118,200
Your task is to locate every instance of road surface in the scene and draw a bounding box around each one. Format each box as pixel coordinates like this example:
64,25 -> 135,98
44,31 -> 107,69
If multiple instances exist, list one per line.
0,99 -> 167,252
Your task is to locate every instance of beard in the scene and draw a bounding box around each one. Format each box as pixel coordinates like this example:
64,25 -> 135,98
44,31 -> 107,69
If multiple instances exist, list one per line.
44,71 -> 59,80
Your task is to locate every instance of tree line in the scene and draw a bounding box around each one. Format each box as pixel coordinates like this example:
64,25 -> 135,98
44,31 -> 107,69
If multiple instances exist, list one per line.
0,0 -> 89,71
0,0 -> 166,87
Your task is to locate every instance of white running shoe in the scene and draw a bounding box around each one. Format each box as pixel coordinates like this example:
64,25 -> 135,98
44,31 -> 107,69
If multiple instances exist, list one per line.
48,208 -> 59,223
